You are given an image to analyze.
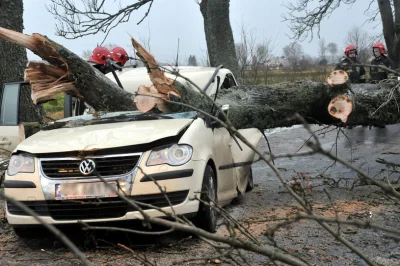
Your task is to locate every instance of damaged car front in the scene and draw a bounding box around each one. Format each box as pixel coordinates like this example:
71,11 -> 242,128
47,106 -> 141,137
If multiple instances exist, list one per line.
4,110 -> 227,235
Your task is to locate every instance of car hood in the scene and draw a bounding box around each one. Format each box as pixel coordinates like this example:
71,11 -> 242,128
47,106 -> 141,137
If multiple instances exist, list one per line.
17,119 -> 193,154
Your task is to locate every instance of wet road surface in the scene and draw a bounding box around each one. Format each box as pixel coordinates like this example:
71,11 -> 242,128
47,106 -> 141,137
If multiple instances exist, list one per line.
1,124 -> 399,265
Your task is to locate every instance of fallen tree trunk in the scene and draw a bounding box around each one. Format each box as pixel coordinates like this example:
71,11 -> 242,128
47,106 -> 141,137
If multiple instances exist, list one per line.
0,27 -> 399,130
0,27 -> 135,111
217,80 -> 399,129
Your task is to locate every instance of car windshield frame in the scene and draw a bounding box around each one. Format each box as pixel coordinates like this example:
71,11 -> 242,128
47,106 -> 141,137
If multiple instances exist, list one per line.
42,111 -> 198,131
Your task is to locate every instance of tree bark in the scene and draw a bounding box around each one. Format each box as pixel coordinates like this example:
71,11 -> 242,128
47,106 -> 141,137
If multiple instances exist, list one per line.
217,81 -> 399,129
393,0 -> 400,67
0,0 -> 42,123
377,0 -> 399,67
200,0 -> 239,76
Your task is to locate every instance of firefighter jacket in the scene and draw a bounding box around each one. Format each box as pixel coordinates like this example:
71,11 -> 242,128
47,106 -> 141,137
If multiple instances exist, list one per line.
370,55 -> 396,81
335,57 -> 366,83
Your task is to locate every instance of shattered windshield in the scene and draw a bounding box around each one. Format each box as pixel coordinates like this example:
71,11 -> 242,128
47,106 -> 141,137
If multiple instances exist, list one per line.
42,111 -> 198,131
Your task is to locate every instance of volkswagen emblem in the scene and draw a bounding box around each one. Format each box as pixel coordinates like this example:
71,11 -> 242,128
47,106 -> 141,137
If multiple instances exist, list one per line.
79,159 -> 96,175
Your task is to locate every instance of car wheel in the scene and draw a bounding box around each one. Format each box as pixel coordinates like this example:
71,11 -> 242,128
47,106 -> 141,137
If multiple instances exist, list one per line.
246,168 -> 254,192
195,165 -> 218,233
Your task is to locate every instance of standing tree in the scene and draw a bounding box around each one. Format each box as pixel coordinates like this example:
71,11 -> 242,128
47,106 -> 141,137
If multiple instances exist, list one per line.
283,42 -> 303,70
198,0 -> 238,74
318,38 -> 327,65
188,55 -> 199,66
0,0 -> 42,124
283,0 -> 400,67
345,26 -> 373,64
235,23 -> 274,84
47,0 -> 238,75
327,42 -> 338,63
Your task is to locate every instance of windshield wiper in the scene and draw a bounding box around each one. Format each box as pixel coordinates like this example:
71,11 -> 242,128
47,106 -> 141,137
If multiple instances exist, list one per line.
42,112 -> 174,131
133,113 -> 174,120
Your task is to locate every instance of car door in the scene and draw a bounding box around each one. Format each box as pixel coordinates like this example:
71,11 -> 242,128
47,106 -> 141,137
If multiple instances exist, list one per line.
230,128 -> 262,194
0,83 -> 25,156
213,125 -> 237,202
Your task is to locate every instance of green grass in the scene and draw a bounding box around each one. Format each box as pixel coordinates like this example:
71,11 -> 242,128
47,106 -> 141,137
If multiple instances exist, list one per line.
42,94 -> 65,119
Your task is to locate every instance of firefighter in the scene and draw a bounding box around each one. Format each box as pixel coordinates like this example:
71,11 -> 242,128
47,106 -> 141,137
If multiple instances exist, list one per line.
335,45 -> 366,83
370,42 -> 396,81
88,46 -> 113,74
111,47 -> 129,67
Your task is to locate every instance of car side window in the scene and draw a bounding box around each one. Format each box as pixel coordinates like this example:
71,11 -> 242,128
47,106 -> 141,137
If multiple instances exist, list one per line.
221,74 -> 237,89
0,83 -> 20,126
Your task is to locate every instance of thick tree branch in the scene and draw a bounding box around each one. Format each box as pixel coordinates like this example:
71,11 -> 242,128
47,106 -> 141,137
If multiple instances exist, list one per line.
46,0 -> 154,43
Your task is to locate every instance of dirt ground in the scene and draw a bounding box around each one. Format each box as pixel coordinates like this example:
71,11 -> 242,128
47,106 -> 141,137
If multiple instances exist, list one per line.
1,124 -> 399,266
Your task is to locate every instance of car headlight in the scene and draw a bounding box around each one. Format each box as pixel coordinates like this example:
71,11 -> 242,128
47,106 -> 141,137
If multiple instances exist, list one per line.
147,144 -> 193,166
7,154 -> 35,176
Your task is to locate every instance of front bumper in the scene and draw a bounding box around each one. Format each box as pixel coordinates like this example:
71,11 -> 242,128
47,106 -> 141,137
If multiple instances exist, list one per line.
5,156 -> 207,225
6,192 -> 199,225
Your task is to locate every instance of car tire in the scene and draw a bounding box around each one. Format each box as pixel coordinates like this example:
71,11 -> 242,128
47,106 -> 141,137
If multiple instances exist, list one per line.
195,165 -> 218,233
246,168 -> 254,192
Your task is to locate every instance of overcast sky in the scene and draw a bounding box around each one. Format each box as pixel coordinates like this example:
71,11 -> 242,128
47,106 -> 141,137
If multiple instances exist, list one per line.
23,0 -> 382,63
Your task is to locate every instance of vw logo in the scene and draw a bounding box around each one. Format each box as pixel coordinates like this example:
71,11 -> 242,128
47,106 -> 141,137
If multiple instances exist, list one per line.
79,159 -> 96,175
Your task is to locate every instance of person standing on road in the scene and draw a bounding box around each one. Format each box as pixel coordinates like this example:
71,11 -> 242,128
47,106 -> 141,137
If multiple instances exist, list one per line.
335,45 -> 366,83
370,42 -> 396,82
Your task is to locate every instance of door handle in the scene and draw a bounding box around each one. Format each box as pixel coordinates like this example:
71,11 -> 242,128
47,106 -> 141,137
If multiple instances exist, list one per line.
0,140 -> 11,145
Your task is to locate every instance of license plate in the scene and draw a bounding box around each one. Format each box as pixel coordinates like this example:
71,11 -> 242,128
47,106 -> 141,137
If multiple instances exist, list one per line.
55,182 -> 118,200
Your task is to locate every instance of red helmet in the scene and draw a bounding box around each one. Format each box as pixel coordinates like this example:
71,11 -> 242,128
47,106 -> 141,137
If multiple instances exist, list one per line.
111,47 -> 129,66
372,42 -> 387,54
89,46 -> 112,65
345,45 -> 357,57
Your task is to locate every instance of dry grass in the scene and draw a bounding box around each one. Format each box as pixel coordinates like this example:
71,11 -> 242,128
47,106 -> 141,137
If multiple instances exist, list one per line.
238,66 -> 335,85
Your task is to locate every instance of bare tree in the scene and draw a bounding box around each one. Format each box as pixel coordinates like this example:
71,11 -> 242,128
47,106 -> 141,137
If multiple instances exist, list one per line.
199,0 -> 239,74
327,42 -> 338,63
283,0 -> 400,67
235,22 -> 275,84
199,49 -> 211,67
318,38 -> 327,65
235,23 -> 256,83
283,42 -> 303,69
47,0 -> 239,75
187,55 -> 199,66
138,21 -> 152,53
345,26 -> 373,64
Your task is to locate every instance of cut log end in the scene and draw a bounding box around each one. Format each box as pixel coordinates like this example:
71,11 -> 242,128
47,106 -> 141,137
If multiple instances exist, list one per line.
328,94 -> 353,123
134,85 -> 170,113
327,70 -> 349,87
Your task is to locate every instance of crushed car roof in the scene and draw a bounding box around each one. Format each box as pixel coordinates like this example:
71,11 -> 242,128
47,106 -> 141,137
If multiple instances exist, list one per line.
106,66 -> 233,95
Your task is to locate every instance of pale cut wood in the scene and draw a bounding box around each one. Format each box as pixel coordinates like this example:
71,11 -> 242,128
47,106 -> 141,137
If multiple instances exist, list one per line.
131,37 -> 180,97
24,61 -> 82,103
328,95 -> 353,123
